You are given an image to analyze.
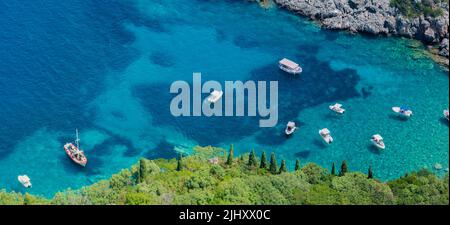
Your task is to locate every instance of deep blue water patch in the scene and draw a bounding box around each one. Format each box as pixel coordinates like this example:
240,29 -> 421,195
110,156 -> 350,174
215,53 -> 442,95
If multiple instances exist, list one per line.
0,0 -> 151,158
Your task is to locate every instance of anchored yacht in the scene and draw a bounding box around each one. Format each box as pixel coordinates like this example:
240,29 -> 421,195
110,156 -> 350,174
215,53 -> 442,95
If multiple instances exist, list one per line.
64,129 -> 87,167
279,58 -> 302,75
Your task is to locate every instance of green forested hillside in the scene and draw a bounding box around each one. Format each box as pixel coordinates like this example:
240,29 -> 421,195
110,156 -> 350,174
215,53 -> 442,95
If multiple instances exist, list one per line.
0,146 -> 448,205
390,0 -> 447,18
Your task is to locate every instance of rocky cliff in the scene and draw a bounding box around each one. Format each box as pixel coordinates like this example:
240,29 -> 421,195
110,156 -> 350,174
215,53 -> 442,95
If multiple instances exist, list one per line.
273,0 -> 449,59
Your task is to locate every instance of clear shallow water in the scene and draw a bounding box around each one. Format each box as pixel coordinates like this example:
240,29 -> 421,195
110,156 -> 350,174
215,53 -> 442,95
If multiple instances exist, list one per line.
0,0 -> 448,197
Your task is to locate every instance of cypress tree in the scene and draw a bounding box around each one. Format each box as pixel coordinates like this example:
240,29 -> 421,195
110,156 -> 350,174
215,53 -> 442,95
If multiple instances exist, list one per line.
269,153 -> 278,174
331,162 -> 336,176
176,154 -> 183,171
294,159 -> 300,171
339,160 -> 348,176
260,151 -> 268,169
248,150 -> 257,167
279,160 -> 287,173
226,144 -> 234,165
138,158 -> 147,183
368,165 -> 374,179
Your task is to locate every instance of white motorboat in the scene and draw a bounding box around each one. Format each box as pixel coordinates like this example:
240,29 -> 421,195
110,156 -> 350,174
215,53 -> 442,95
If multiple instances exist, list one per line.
285,121 -> 297,136
18,175 -> 32,188
319,128 -> 333,144
279,58 -> 302,75
207,90 -> 223,103
329,103 -> 345,114
392,106 -> 413,118
434,163 -> 443,170
371,134 -> 385,150
444,109 -> 449,121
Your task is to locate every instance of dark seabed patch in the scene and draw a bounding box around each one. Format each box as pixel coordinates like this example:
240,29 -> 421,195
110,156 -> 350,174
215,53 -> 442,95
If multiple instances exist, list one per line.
111,110 -> 127,121
149,51 -> 176,67
323,30 -> 340,42
294,150 -> 311,159
255,121 -> 306,146
361,85 -> 374,99
144,138 -> 178,159
248,53 -> 361,124
254,127 -> 289,146
132,50 -> 361,147
296,44 -> 321,57
233,35 -> 260,49
215,29 -> 227,42
132,83 -> 262,146
313,139 -> 327,149
388,114 -> 409,122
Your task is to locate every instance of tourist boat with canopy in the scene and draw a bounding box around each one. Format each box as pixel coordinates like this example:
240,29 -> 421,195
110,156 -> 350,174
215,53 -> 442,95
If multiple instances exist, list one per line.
329,103 -> 345,114
279,58 -> 302,75
285,121 -> 297,136
371,134 -> 385,150
18,175 -> 32,188
444,109 -> 449,121
319,128 -> 333,144
392,106 -> 413,118
64,129 -> 87,167
207,90 -> 223,103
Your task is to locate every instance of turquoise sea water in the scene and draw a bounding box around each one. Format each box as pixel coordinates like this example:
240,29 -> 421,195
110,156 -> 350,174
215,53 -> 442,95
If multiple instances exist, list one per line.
0,0 -> 448,197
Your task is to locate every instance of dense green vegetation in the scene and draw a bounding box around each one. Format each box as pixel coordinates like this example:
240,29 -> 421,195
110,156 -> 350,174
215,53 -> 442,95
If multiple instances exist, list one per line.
390,0 -> 447,18
0,146 -> 448,205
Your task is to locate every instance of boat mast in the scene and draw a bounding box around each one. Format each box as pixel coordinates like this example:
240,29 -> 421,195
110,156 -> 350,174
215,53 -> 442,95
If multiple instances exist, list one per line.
75,129 -> 80,150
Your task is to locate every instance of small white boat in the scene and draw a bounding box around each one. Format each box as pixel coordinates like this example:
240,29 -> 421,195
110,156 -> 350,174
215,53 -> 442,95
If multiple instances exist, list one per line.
434,163 -> 443,170
444,109 -> 449,121
319,128 -> 333,144
285,121 -> 297,136
371,134 -> 385,150
207,90 -> 223,103
18,175 -> 32,188
329,103 -> 345,114
392,106 -> 413,118
279,58 -> 302,75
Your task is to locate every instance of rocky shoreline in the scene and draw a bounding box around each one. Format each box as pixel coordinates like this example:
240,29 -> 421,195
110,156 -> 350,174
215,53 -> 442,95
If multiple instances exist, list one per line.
262,0 -> 449,67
